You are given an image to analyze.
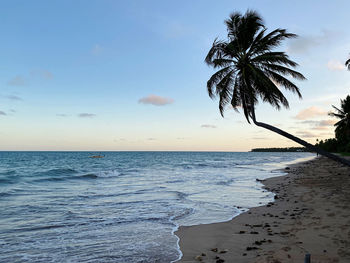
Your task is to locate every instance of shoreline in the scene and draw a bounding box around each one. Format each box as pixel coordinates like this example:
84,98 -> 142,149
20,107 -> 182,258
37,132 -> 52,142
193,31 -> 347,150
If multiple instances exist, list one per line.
170,155 -> 314,263
175,156 -> 350,263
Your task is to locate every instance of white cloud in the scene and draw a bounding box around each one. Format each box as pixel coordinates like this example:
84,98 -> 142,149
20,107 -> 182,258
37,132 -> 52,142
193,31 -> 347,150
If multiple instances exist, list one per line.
201,124 -> 217,128
138,94 -> 174,106
295,130 -> 317,138
78,113 -> 96,118
318,119 -> 337,126
311,120 -> 337,130
252,137 -> 268,140
30,69 -> 54,80
8,75 -> 26,86
287,30 -> 339,54
0,111 -> 6,116
8,70 -> 53,86
299,118 -> 336,131
4,95 -> 22,101
327,60 -> 345,71
295,106 -> 327,120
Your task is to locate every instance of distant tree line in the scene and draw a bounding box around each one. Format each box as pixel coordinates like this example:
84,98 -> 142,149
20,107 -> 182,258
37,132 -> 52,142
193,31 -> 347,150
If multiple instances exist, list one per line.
251,147 -> 308,152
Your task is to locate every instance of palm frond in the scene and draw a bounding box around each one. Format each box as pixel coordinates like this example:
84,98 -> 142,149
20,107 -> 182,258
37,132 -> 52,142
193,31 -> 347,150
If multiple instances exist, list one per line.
261,63 -> 306,80
330,105 -> 345,115
252,52 -> 298,67
207,66 -> 232,98
205,39 -> 228,66
212,58 -> 236,68
231,77 -> 241,111
328,111 -> 344,118
217,73 -> 234,116
264,70 -> 302,98
346,57 -> 350,70
249,66 -> 289,109
249,29 -> 297,55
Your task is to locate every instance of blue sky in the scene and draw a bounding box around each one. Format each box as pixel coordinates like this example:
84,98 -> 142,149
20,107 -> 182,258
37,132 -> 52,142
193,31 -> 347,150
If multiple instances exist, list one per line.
0,0 -> 349,151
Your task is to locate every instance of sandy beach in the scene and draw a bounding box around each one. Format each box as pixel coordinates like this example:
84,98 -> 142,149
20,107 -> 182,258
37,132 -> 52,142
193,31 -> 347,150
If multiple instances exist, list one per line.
175,156 -> 350,263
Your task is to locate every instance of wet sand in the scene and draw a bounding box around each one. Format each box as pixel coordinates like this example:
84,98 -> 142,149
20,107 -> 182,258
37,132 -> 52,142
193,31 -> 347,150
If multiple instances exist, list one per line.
175,156 -> 350,263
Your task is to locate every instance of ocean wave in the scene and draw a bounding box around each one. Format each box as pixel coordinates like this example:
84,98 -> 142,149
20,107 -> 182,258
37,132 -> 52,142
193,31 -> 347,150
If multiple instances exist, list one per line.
0,192 -> 12,197
165,179 -> 185,184
31,170 -> 123,183
0,170 -> 16,176
181,163 -> 233,169
172,191 -> 188,200
76,173 -> 98,179
170,208 -> 194,221
0,177 -> 16,184
33,168 -> 78,177
216,178 -> 235,186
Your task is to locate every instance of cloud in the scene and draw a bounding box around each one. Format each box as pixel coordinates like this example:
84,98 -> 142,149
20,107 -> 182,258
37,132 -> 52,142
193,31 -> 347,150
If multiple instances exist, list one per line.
4,95 -> 22,101
318,119 -> 337,126
92,44 -> 103,55
8,75 -> 26,86
78,113 -> 96,118
311,120 -> 337,130
138,94 -> 174,106
30,69 -> 54,80
8,70 -> 53,86
327,60 -> 345,71
201,124 -> 217,128
295,106 -> 327,120
311,126 -> 328,131
300,119 -> 336,131
287,30 -> 339,54
236,121 -> 245,124
0,111 -> 6,116
300,120 -> 318,125
295,130 -> 317,138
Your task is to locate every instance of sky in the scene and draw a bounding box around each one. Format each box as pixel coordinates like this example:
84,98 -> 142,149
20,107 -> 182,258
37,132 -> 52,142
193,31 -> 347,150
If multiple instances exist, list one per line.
0,0 -> 349,151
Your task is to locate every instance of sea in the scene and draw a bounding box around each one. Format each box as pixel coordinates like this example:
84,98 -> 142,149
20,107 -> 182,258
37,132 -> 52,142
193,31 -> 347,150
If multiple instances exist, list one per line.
0,151 -> 314,263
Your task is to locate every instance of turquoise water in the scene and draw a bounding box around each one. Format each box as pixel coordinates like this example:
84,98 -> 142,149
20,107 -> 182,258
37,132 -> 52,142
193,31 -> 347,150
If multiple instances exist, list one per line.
0,151 -> 314,262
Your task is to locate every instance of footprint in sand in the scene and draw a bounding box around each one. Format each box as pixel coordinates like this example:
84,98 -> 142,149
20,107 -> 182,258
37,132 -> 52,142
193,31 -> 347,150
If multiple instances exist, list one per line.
327,212 -> 336,217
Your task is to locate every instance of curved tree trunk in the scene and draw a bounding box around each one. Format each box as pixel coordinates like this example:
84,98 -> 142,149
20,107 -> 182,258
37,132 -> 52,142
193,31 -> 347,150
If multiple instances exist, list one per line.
250,109 -> 350,167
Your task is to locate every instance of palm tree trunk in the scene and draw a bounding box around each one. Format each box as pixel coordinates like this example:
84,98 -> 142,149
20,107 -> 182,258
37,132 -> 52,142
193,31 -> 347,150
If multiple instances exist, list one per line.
250,109 -> 350,167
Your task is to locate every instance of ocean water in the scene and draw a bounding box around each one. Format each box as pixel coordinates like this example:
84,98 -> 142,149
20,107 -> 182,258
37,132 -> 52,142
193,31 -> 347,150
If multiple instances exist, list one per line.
0,151 -> 314,263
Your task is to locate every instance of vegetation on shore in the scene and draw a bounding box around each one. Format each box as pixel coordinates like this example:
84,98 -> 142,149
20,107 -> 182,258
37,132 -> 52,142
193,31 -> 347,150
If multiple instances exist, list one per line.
316,95 -> 350,153
251,147 -> 308,152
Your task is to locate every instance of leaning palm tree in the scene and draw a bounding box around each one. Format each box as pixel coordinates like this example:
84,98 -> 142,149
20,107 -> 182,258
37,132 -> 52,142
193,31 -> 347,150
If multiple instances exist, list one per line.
329,95 -> 350,141
205,10 -> 350,166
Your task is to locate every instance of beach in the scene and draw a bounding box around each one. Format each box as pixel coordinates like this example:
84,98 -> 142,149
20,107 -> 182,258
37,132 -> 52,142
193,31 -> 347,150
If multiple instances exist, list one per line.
175,156 -> 350,263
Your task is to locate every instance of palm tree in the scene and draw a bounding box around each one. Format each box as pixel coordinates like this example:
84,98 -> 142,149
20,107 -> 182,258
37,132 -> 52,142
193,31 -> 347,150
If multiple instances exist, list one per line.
205,10 -> 350,166
329,95 -> 350,142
